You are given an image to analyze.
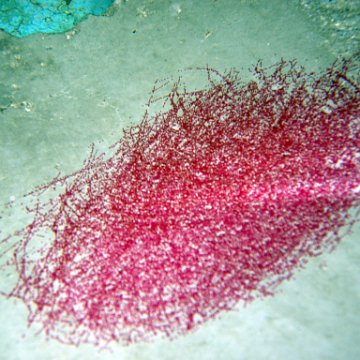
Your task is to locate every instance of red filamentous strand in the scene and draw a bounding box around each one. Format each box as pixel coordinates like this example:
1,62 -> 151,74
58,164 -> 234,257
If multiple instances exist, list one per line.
1,60 -> 359,346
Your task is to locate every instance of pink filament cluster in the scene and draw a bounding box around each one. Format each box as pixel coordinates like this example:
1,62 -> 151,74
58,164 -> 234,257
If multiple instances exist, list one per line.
2,60 -> 360,346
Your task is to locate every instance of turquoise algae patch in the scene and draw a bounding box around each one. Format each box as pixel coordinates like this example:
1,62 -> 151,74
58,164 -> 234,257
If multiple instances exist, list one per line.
0,0 -> 115,38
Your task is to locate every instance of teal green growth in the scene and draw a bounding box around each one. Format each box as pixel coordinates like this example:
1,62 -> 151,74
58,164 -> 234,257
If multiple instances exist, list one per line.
0,0 -> 115,38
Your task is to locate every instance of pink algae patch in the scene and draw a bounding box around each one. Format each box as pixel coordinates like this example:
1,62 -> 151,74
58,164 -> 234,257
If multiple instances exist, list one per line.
0,60 -> 359,346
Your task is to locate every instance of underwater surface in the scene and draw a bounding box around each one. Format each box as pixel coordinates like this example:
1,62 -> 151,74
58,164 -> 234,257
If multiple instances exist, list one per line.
0,1 -> 359,359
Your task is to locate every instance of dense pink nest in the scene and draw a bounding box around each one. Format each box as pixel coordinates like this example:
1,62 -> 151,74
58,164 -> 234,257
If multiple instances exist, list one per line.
1,60 -> 359,346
